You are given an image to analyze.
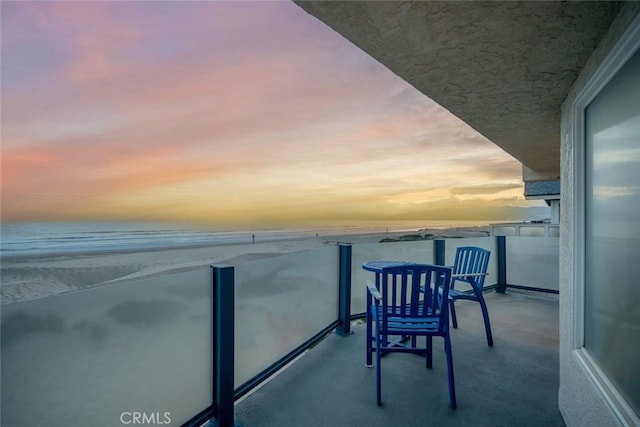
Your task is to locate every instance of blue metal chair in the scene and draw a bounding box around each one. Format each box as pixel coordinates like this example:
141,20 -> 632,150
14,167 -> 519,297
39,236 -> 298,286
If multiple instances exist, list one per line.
448,246 -> 493,346
367,263 -> 456,409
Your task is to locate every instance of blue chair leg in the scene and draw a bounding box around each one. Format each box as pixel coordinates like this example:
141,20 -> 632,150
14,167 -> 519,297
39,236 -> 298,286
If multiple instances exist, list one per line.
477,295 -> 494,346
376,330 -> 382,406
366,298 -> 373,367
426,335 -> 433,369
449,299 -> 458,328
444,334 -> 457,410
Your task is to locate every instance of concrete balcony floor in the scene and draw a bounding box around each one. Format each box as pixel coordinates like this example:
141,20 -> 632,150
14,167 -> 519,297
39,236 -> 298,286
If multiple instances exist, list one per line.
235,290 -> 563,427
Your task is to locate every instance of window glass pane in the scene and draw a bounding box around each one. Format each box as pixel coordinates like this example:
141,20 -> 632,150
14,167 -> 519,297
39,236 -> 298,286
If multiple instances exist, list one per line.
584,48 -> 640,415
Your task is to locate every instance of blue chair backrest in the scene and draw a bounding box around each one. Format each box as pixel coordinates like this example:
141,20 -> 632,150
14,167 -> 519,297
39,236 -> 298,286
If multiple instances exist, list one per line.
452,247 -> 490,289
379,264 -> 453,333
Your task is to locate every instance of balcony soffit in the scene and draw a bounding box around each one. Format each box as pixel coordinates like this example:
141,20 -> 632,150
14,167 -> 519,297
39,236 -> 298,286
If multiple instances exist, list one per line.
294,1 -> 622,177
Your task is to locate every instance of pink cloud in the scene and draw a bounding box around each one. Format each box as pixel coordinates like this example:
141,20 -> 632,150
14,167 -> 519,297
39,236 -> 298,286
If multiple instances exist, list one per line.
1,1 -> 528,223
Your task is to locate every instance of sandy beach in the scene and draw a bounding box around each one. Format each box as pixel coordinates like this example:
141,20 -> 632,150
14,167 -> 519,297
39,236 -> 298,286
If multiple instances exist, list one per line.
0,226 -> 490,304
1,225 -> 492,426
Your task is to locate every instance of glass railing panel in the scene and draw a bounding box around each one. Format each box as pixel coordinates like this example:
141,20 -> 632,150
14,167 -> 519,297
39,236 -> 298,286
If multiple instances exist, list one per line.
444,237 -> 498,293
1,268 -> 212,427
550,226 -> 560,237
351,241 -> 434,314
492,226 -> 516,236
520,226 -> 546,237
234,246 -> 339,388
506,236 -> 559,291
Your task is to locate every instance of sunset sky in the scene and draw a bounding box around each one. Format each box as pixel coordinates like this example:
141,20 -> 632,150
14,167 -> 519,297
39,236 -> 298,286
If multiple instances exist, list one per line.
1,1 -> 547,226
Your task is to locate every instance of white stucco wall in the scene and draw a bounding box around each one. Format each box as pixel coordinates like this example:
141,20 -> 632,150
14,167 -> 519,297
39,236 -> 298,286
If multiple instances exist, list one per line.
559,4 -> 640,427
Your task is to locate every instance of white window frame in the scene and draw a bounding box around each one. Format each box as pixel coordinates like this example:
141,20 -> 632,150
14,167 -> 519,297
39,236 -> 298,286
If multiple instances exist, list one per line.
571,12 -> 640,427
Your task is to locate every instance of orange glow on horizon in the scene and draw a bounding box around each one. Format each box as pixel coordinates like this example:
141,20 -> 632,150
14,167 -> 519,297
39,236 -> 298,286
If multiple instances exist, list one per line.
1,1 -> 548,225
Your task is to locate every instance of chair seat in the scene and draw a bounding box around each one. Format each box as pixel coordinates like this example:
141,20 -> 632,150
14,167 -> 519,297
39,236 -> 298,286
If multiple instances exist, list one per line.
373,309 -> 440,335
449,288 -> 480,301
371,306 -> 440,333
385,317 -> 440,333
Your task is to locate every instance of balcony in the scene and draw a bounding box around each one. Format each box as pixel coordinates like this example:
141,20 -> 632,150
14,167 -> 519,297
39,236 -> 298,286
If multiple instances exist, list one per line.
0,235 -> 560,427
235,290 -> 561,426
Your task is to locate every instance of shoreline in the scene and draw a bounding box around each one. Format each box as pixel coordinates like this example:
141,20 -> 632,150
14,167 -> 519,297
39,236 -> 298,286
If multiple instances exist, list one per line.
1,226 -> 490,304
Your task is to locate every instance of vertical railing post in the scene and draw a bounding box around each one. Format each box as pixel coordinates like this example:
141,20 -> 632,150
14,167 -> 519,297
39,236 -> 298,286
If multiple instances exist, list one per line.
496,236 -> 508,293
336,244 -> 353,336
211,265 -> 236,427
434,239 -> 446,266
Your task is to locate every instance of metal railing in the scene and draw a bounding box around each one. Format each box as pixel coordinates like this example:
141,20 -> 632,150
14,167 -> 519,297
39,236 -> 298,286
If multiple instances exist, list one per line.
491,222 -> 560,238
0,236 -> 558,427
184,235 -> 559,426
1,267 -> 213,427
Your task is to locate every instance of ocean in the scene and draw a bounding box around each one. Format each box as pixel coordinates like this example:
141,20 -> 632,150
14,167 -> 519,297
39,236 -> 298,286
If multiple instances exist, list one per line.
0,220 -> 489,258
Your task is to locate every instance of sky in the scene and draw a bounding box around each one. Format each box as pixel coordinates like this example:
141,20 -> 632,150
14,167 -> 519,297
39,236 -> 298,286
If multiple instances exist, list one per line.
1,1 -> 547,226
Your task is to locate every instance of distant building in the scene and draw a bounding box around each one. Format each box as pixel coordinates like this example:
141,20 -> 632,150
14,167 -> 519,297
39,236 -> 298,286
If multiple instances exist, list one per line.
524,178 -> 560,225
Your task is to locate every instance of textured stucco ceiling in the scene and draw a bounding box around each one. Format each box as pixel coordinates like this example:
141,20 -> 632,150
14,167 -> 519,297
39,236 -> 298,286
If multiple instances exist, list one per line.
295,1 -> 622,178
